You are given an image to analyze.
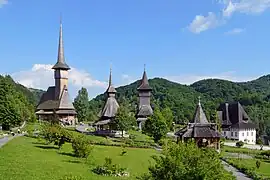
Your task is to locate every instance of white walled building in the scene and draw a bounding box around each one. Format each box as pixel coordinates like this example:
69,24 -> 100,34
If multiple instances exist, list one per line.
218,102 -> 256,145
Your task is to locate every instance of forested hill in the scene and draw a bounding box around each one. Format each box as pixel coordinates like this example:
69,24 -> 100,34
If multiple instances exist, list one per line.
89,75 -> 270,135
0,75 -> 45,129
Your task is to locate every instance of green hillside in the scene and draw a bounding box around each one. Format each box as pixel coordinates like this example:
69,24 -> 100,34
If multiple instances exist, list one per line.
89,75 -> 270,136
0,75 -> 44,129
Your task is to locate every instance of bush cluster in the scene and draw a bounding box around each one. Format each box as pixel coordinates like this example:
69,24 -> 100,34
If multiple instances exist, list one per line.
40,123 -> 72,149
40,123 -> 93,158
71,135 -> 93,158
260,150 -> 270,159
92,157 -> 129,177
236,141 -> 244,148
224,158 -> 267,180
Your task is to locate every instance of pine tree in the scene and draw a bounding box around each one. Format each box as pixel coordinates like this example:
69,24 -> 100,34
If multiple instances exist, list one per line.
73,87 -> 90,122
114,105 -> 131,137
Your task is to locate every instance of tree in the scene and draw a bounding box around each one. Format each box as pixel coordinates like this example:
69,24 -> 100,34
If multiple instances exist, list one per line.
143,108 -> 169,142
257,138 -> 263,150
73,87 -> 90,122
161,107 -> 174,131
139,141 -> 235,180
0,78 -> 21,130
114,105 -> 132,137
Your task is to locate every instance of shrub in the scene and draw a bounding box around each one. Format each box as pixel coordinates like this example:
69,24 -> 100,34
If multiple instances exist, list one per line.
92,157 -> 129,177
236,141 -> 244,148
256,160 -> 261,169
260,150 -> 270,159
141,141 -> 235,180
39,123 -> 72,149
120,147 -> 127,156
72,135 -> 93,158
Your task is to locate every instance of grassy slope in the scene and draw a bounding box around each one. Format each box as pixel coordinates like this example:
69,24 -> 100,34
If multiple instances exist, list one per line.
0,137 -> 157,180
228,158 -> 270,178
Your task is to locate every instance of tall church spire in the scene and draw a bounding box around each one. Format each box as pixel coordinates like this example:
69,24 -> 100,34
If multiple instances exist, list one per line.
106,66 -> 116,94
52,16 -> 70,70
137,65 -> 152,91
109,65 -> 112,87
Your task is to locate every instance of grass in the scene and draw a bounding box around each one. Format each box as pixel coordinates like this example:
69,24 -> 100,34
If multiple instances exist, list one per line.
128,130 -> 154,143
226,158 -> 270,178
222,145 -> 261,155
0,136 -> 157,180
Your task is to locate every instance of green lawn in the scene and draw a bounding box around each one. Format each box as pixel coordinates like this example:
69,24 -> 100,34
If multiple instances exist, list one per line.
227,158 -> 270,178
222,145 -> 261,155
0,136 -> 157,180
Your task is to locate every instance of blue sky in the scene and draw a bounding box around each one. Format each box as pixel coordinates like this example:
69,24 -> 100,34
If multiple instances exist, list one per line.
1,0 -> 270,98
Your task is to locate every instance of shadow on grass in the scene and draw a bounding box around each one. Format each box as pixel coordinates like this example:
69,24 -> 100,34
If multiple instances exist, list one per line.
58,152 -> 76,157
35,145 -> 59,150
63,160 -> 82,164
32,141 -> 46,145
262,159 -> 270,163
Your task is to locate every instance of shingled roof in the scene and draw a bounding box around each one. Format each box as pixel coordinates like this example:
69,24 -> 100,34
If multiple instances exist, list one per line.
36,85 -> 76,114
98,68 -> 119,121
191,98 -> 209,124
175,98 -> 221,139
52,19 -> 70,70
137,105 -> 153,117
106,68 -> 117,93
217,102 -> 256,129
137,70 -> 152,91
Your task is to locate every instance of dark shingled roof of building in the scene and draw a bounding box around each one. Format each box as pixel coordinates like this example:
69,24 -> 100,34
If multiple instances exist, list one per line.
175,123 -> 221,138
99,97 -> 119,119
98,68 -> 119,120
106,67 -> 117,93
52,20 -> 70,70
137,70 -> 152,91
175,99 -> 221,138
137,105 -> 153,117
191,99 -> 209,124
217,102 -> 256,129
36,85 -> 76,114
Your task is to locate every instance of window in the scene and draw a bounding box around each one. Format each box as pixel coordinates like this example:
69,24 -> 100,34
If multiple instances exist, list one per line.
235,132 -> 237,137
242,132 -> 244,136
247,132 -> 249,136
251,132 -> 253,136
231,132 -> 233,136
224,132 -> 226,136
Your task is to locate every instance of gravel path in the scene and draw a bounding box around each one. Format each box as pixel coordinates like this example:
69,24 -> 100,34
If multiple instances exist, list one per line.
221,160 -> 252,180
225,142 -> 270,150
0,134 -> 24,148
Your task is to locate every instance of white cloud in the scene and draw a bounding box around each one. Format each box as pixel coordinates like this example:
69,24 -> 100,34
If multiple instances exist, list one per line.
225,28 -> 245,34
165,71 -> 258,85
188,12 -> 222,34
188,0 -> 270,33
223,0 -> 270,17
11,64 -> 107,99
0,0 -> 8,7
